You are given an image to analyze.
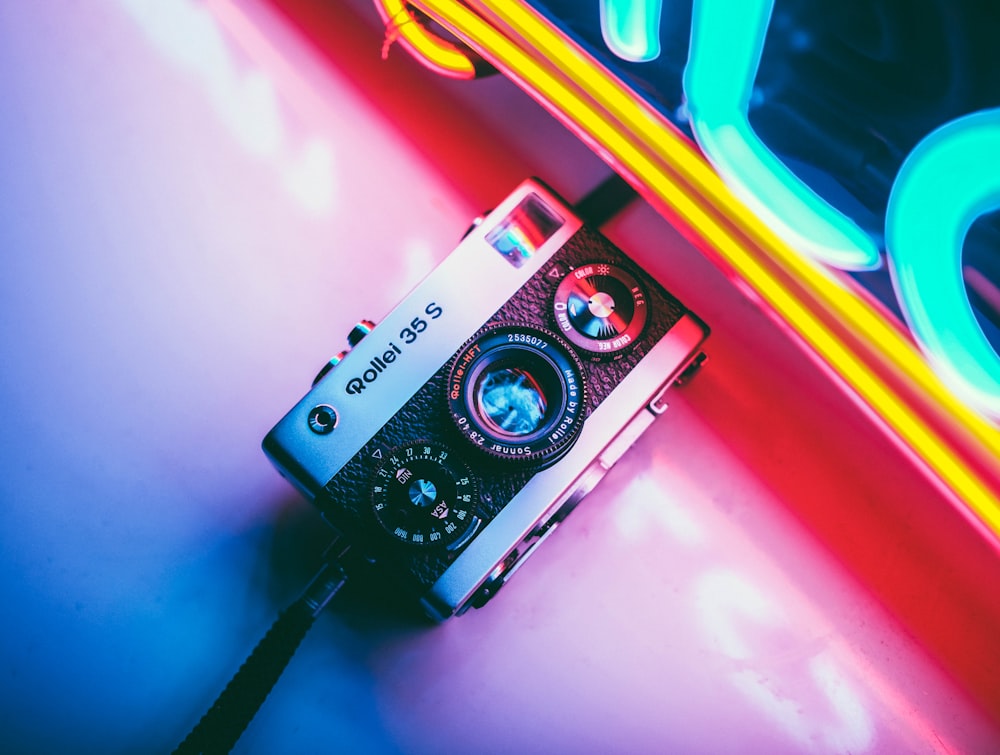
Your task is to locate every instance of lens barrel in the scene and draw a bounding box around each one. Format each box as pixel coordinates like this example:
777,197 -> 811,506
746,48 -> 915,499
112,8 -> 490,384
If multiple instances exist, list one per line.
447,323 -> 587,466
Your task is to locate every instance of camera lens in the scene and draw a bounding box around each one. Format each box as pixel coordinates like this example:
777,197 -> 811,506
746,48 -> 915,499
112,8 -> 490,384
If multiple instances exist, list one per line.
475,353 -> 558,439
553,263 -> 648,360
447,323 -> 586,466
371,441 -> 480,549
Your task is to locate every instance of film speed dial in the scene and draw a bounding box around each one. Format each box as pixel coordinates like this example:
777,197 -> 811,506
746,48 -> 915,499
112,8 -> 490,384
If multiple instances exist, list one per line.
371,441 -> 480,549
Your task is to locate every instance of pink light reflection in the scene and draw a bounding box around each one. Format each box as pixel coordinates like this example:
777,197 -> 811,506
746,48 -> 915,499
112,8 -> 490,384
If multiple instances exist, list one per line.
611,436 -> 960,753
698,569 -> 874,752
118,0 -> 335,214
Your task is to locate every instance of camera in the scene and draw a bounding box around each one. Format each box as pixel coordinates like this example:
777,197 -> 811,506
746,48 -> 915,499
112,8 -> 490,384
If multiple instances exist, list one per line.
263,179 -> 708,620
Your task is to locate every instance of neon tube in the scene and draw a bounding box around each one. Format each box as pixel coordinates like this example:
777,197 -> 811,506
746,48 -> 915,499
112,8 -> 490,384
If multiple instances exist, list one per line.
684,0 -> 880,271
887,108 -> 1000,419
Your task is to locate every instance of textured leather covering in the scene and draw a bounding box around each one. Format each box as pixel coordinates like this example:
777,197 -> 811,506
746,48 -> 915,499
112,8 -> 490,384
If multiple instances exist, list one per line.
318,225 -> 688,598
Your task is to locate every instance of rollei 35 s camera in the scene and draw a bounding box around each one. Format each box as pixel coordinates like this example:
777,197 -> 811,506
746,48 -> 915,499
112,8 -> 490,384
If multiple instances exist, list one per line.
263,179 -> 708,620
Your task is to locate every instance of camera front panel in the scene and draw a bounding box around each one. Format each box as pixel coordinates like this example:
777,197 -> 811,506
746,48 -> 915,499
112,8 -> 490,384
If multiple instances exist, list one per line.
263,179 -> 708,617
319,221 -> 690,603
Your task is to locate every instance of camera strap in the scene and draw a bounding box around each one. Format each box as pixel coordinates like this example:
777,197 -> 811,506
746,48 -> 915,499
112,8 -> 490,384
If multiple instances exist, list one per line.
172,558 -> 348,754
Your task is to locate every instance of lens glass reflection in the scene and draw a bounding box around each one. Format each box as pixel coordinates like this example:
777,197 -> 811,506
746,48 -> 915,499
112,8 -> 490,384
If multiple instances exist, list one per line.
475,362 -> 548,438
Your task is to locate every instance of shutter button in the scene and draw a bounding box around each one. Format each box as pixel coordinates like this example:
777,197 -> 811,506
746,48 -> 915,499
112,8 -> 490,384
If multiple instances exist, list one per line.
312,320 -> 376,386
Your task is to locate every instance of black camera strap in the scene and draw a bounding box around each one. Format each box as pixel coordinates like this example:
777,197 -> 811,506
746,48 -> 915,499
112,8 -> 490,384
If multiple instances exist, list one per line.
172,559 -> 348,754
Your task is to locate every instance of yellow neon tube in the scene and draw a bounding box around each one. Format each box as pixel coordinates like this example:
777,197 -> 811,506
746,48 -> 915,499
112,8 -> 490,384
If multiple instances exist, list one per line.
373,0 -> 479,79
409,0 -> 1000,537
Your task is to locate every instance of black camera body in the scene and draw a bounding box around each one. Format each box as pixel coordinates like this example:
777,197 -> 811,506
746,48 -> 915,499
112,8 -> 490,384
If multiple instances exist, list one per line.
263,179 -> 708,620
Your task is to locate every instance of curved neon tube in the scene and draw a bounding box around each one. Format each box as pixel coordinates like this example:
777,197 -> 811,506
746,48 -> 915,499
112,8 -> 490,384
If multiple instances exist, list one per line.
600,0 -> 663,63
374,0 -> 479,79
887,108 -> 1000,419
683,0 -> 881,271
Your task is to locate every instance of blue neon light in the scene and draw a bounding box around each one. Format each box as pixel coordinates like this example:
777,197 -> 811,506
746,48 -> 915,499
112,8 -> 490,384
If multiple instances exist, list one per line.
593,0 -> 1000,419
682,0 -> 881,271
886,109 -> 1000,417
600,0 -> 663,62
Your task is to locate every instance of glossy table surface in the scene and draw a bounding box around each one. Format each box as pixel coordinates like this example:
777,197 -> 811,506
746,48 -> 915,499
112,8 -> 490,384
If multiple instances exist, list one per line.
1,1 -> 998,752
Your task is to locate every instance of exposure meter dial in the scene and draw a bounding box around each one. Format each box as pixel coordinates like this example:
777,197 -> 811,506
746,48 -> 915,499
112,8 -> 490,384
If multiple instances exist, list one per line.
371,441 -> 480,549
552,262 -> 648,360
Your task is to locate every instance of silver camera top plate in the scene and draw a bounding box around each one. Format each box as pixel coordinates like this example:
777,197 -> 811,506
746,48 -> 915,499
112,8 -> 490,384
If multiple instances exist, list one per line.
264,180 -> 582,498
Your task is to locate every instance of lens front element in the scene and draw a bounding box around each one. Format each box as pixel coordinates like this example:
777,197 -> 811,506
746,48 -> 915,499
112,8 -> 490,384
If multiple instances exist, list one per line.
475,352 -> 559,439
448,324 -> 586,465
